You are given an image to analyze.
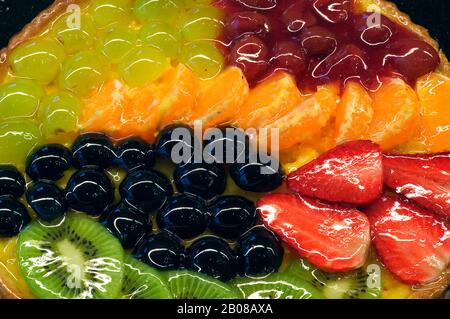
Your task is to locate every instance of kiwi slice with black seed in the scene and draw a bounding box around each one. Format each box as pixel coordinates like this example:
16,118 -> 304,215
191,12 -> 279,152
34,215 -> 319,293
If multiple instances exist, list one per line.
118,255 -> 172,299
286,258 -> 382,299
17,214 -> 124,299
166,270 -> 240,299
232,273 -> 325,299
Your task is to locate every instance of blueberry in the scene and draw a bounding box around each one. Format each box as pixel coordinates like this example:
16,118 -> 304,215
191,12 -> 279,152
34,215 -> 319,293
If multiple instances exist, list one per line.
204,127 -> 249,164
26,144 -> 72,181
174,162 -> 226,200
101,202 -> 150,249
0,166 -> 25,198
120,169 -> 173,213
157,194 -> 209,240
115,137 -> 155,171
155,124 -> 198,161
186,236 -> 237,282
0,197 -> 30,237
72,133 -> 115,168
229,152 -> 283,192
134,231 -> 184,270
26,181 -> 68,222
65,168 -> 114,216
237,226 -> 283,277
209,196 -> 257,239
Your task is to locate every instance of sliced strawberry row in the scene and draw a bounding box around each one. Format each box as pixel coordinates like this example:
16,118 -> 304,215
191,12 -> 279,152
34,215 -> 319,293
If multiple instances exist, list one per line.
258,140 -> 450,284
286,140 -> 383,204
383,152 -> 450,218
258,193 -> 371,272
365,195 -> 450,285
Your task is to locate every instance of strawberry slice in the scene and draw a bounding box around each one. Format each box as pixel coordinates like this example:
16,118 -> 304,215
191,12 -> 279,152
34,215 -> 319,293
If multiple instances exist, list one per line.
383,152 -> 450,218
257,193 -> 370,272
364,195 -> 450,285
286,140 -> 383,204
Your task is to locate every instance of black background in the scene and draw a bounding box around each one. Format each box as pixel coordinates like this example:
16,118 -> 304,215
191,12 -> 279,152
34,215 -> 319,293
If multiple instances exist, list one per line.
0,0 -> 449,55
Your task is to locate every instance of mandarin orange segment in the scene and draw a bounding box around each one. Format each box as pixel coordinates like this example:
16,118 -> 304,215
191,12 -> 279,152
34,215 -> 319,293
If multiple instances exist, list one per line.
81,65 -> 199,142
235,71 -> 303,129
267,84 -> 339,151
156,64 -> 199,129
191,67 -> 249,128
81,79 -> 159,142
415,73 -> 450,152
366,78 -> 420,150
335,81 -> 373,143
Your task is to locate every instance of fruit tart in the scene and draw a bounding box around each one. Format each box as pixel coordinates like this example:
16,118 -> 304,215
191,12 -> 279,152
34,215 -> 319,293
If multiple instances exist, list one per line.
0,0 -> 449,299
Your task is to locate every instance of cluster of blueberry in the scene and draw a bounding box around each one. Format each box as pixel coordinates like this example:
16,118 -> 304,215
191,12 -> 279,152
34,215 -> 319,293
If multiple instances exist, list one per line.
0,124 -> 285,281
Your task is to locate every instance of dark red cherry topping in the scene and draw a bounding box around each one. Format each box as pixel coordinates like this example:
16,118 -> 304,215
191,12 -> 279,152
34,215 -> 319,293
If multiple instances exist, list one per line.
271,40 -> 308,74
224,11 -> 271,39
300,26 -> 337,56
228,35 -> 269,83
217,0 -> 440,89
388,38 -> 440,81
281,0 -> 317,33
233,0 -> 278,10
312,0 -> 352,24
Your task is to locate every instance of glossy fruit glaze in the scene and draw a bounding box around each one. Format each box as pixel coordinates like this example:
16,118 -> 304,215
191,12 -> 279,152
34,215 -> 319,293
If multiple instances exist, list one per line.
216,0 -> 440,91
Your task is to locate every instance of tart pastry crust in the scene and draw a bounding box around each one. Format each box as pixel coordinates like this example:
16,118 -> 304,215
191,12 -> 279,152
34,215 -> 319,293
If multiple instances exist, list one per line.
0,0 -> 449,299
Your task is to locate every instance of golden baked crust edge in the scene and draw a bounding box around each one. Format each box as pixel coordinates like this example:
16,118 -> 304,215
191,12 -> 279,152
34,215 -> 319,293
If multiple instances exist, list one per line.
0,0 -> 449,299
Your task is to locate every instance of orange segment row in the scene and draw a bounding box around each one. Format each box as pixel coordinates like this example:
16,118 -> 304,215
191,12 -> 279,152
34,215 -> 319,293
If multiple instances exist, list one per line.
81,63 -> 450,154
415,73 -> 450,153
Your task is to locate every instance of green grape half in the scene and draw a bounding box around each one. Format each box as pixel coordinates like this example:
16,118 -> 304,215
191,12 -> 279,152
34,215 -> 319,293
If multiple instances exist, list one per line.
133,0 -> 185,24
119,46 -> 170,87
181,6 -> 224,42
99,24 -> 137,63
59,51 -> 109,97
0,120 -> 42,168
0,79 -> 44,120
180,41 -> 224,79
90,0 -> 133,28
39,91 -> 82,138
139,22 -> 181,58
51,12 -> 97,54
8,38 -> 65,84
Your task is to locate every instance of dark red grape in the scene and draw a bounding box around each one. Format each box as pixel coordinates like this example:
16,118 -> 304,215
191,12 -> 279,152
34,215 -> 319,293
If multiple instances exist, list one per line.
353,13 -> 394,45
228,35 -> 269,83
281,0 -> 317,33
234,0 -> 277,10
388,38 -> 440,81
224,11 -> 271,39
300,26 -> 337,56
312,0 -> 352,23
271,40 -> 308,74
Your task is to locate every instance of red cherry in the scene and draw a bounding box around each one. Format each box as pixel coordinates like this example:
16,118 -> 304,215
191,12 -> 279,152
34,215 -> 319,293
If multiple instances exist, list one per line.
281,1 -> 317,33
271,40 -> 308,74
388,38 -> 440,81
353,13 -> 394,46
300,26 -> 337,56
319,44 -> 367,79
312,0 -> 352,23
224,11 -> 271,39
233,0 -> 277,10
328,44 -> 368,79
228,35 -> 269,83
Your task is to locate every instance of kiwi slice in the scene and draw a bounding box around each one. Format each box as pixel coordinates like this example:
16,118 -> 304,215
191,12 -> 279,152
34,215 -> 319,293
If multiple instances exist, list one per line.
166,270 -> 240,299
232,273 -> 325,299
286,258 -> 382,299
17,214 -> 124,299
119,255 -> 173,299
